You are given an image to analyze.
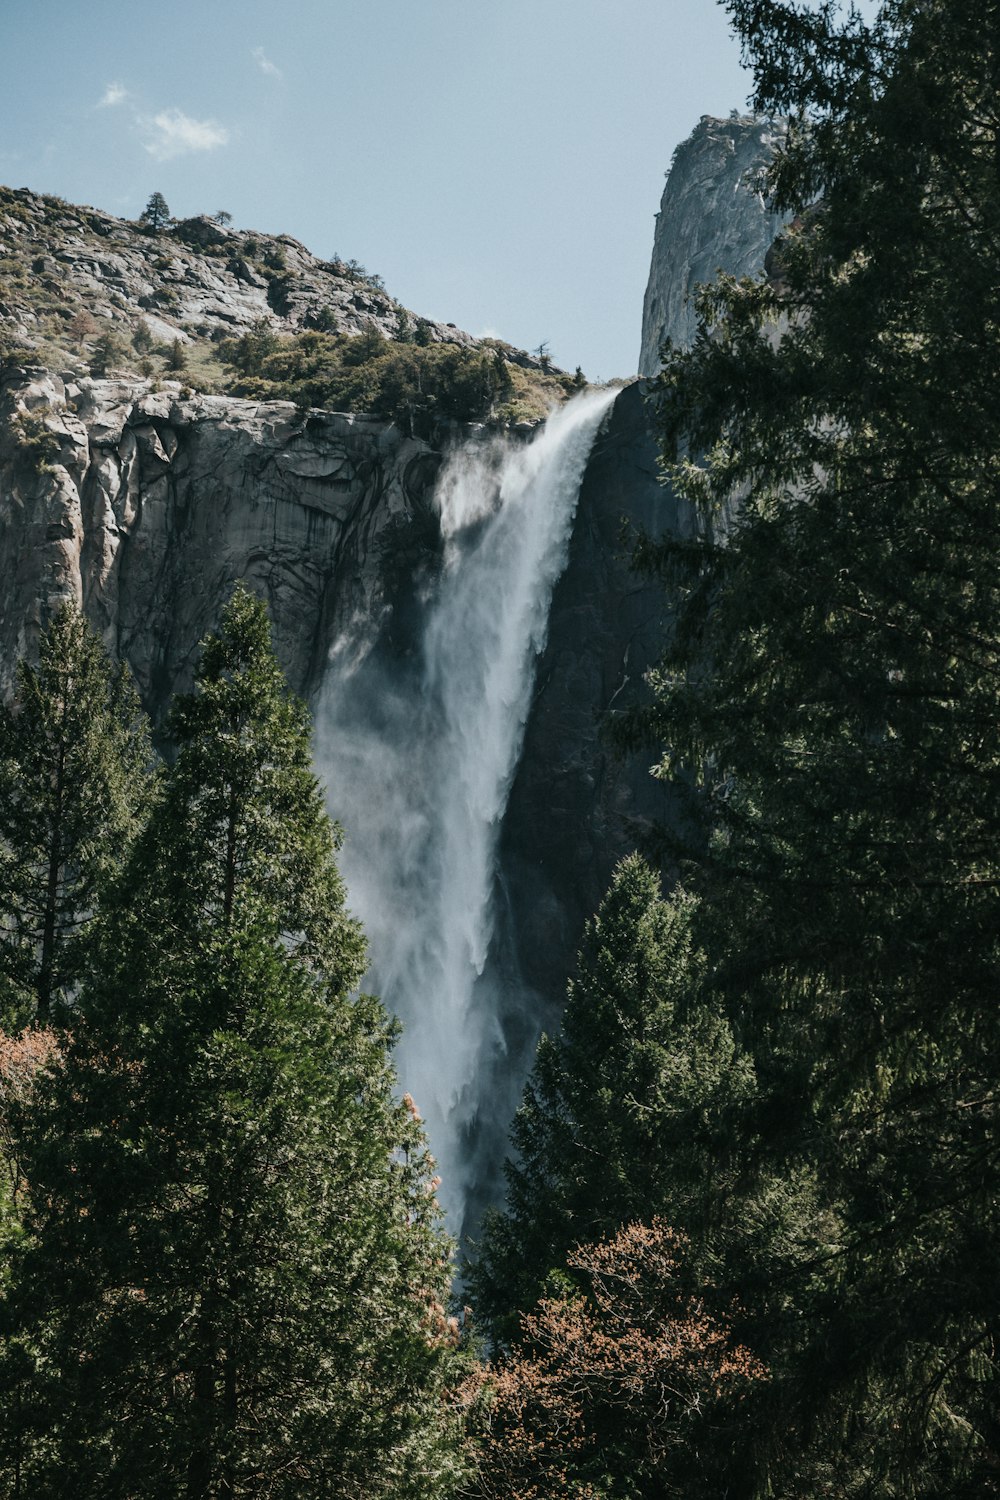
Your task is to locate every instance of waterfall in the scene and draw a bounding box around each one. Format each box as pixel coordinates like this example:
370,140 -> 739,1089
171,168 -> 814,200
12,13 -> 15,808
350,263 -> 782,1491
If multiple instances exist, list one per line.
316,387 -> 616,1233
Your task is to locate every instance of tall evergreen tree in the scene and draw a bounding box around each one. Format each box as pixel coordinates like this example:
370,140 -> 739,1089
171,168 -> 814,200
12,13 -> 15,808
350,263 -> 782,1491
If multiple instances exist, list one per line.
0,588 -> 466,1498
0,604 -> 150,1026
139,191 -> 171,231
621,0 -> 1000,1489
471,856 -> 755,1347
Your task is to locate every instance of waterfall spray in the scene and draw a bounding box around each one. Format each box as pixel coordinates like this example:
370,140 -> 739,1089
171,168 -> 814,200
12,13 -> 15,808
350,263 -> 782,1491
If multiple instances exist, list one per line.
317,387 -> 616,1232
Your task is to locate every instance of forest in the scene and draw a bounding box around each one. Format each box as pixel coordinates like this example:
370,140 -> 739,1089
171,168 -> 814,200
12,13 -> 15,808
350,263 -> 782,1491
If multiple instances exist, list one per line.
1,0 -> 999,1494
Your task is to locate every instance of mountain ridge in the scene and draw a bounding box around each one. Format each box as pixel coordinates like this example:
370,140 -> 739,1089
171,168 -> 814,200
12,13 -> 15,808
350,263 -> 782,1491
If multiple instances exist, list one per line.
0,184 -> 561,408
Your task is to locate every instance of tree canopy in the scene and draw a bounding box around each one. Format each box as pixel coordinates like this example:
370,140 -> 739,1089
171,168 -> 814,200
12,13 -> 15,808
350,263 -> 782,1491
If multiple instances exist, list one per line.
471,857 -> 752,1348
610,0 -> 1000,1490
0,589 -> 466,1497
139,191 -> 171,231
0,605 -> 150,1026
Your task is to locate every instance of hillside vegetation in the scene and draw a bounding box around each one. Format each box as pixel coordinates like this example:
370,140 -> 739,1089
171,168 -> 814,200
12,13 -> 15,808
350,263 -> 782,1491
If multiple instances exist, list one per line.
0,186 -> 579,431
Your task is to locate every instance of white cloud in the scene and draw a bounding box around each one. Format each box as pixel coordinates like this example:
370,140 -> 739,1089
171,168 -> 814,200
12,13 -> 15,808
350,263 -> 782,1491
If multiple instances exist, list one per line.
98,82 -> 129,108
141,109 -> 229,162
252,46 -> 282,80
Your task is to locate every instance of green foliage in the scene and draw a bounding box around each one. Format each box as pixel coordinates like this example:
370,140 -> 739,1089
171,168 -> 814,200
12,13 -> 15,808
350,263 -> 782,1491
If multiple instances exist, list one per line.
131,319 -> 154,353
265,272 -> 296,315
0,606 -> 150,1026
228,316 -> 279,375
166,337 -> 187,372
8,411 -> 61,474
139,192 -> 171,233
0,330 -> 32,374
220,325 -> 564,433
471,857 -> 753,1348
89,329 -> 127,376
618,0 -> 1000,1490
0,589 -> 467,1496
310,304 -> 338,333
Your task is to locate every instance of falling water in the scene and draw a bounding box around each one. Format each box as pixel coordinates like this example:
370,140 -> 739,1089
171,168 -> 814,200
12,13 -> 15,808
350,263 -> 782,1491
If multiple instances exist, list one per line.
316,387 -> 616,1233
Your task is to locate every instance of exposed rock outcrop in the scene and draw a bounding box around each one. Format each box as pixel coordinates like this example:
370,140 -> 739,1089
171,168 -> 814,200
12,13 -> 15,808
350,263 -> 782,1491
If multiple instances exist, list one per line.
0,370 -> 441,720
0,188 -> 473,357
0,360 -> 677,1012
0,188 -> 554,385
0,113 -> 778,1224
639,114 -> 787,372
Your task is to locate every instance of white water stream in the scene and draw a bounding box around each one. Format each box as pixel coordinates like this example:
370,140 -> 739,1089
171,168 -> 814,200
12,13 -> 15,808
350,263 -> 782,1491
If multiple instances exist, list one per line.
316,388 -> 615,1231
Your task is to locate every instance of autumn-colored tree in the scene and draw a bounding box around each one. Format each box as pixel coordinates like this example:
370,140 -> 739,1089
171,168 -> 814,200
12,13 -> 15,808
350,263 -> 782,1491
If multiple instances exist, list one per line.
0,1027 -> 59,1261
463,1219 -> 766,1500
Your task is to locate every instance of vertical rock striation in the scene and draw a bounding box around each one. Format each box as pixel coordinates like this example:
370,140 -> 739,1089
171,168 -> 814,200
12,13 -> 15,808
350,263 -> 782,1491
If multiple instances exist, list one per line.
0,371 -> 440,722
0,111 -> 792,1224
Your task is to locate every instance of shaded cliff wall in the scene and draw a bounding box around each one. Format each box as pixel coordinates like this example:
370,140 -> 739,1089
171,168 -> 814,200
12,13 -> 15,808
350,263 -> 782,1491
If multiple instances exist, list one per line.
0,379 -> 706,1037
501,115 -> 790,1023
498,380 -> 691,1011
639,114 -> 786,375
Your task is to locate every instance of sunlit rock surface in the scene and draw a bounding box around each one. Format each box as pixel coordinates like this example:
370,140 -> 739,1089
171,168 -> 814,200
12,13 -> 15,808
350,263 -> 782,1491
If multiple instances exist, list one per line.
0,371 -> 441,718
0,191 -> 484,353
639,114 -> 787,373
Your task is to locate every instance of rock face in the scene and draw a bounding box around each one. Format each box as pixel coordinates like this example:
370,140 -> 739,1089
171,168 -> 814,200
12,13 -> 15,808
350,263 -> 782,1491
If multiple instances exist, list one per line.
0,360 -> 679,991
639,114 -> 786,372
0,369 -> 441,721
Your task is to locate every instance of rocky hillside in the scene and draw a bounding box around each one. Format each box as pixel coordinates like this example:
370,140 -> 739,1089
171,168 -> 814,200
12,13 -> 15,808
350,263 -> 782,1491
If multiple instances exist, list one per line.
0,187 -> 570,425
0,111 -> 782,1030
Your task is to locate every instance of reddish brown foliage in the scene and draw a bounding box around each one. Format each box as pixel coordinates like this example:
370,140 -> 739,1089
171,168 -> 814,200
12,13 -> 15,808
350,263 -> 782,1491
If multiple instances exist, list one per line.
0,1026 -> 60,1207
462,1218 -> 766,1499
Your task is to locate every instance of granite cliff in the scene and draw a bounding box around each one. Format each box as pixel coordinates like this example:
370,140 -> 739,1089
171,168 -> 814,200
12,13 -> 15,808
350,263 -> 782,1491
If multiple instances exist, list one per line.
0,367 -> 442,719
639,113 -> 786,375
0,111 -> 783,990
0,187 -> 481,368
508,113 -> 786,1000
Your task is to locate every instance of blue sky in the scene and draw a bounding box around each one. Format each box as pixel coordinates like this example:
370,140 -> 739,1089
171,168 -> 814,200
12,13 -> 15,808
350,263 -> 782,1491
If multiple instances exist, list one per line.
0,0 -> 755,378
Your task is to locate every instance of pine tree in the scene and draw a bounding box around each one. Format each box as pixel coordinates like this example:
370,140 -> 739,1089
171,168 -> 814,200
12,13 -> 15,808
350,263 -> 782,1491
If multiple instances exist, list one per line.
0,605 -> 150,1026
140,191 -> 171,232
471,856 -> 754,1347
0,588 -> 466,1498
623,0 -> 1000,1488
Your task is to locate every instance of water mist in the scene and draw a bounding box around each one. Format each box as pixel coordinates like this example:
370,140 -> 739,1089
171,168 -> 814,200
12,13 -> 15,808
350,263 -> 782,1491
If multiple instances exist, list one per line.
316,387 -> 616,1233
